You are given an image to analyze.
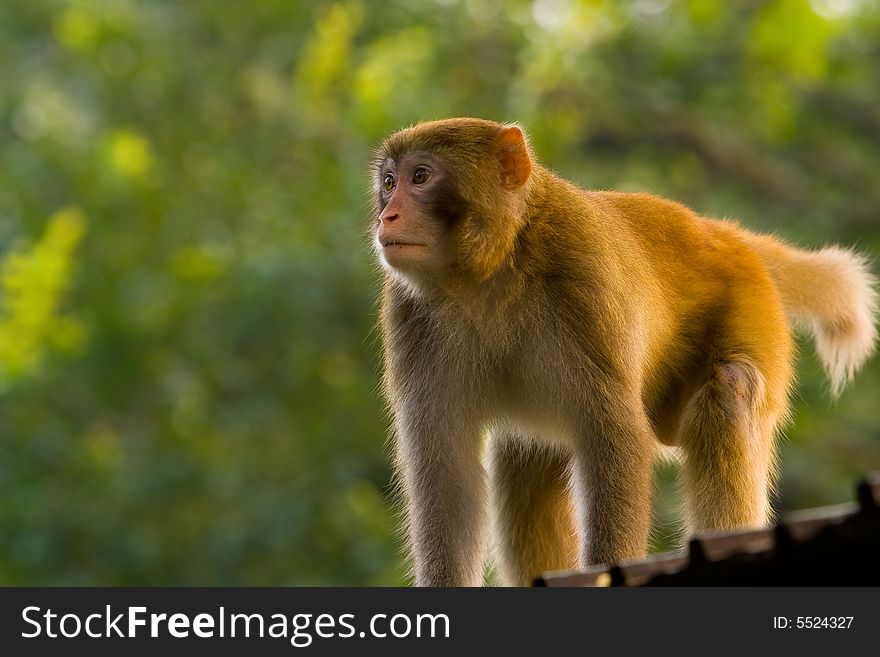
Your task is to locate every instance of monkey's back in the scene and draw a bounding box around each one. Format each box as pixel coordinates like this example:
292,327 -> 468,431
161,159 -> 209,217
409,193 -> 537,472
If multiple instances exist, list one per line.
579,190 -> 794,438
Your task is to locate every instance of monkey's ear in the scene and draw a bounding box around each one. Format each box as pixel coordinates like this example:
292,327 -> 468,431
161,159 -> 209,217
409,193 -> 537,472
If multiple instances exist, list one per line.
496,126 -> 532,189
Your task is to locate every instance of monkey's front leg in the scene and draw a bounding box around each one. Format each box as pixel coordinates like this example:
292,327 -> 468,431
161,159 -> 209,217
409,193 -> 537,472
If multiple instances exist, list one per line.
396,410 -> 487,586
571,408 -> 655,567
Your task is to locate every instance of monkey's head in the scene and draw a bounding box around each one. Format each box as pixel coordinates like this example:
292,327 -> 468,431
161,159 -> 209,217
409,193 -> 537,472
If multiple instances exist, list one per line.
372,118 -> 533,290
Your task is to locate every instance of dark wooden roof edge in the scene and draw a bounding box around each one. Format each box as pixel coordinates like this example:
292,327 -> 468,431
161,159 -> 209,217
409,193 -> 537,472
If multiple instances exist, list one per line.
537,472 -> 879,587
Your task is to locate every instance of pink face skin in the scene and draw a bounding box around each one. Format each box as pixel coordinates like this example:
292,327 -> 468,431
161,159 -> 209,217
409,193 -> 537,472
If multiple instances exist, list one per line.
375,154 -> 450,272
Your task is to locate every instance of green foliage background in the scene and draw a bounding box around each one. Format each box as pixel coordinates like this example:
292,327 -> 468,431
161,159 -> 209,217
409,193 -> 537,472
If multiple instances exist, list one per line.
1,0 -> 878,585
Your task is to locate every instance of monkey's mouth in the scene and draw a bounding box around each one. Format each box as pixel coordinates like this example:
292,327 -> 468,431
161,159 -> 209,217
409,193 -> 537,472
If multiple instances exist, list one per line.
380,240 -> 425,249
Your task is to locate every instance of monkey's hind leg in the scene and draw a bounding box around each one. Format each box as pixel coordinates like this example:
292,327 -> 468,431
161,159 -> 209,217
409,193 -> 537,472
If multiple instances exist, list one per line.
678,360 -> 782,533
489,436 -> 578,586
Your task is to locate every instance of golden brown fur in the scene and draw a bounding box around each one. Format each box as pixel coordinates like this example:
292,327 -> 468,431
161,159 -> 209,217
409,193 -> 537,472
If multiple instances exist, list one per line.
372,118 -> 877,586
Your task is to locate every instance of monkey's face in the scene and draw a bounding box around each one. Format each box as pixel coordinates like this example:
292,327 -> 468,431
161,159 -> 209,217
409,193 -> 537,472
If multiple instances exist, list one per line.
372,118 -> 533,288
373,153 -> 458,275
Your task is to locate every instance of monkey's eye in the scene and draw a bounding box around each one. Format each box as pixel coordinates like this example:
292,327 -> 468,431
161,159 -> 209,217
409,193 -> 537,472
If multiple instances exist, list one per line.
382,173 -> 396,193
412,167 -> 430,185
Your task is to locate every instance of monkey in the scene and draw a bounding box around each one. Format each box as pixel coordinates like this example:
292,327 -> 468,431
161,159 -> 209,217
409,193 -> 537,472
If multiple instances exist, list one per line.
370,117 -> 878,587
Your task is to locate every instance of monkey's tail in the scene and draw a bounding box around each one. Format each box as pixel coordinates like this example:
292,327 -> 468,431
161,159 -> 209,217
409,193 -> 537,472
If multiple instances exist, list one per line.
744,232 -> 878,396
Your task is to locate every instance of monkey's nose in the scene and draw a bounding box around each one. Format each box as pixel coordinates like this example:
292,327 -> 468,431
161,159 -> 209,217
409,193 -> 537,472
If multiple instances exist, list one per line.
382,212 -> 399,223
